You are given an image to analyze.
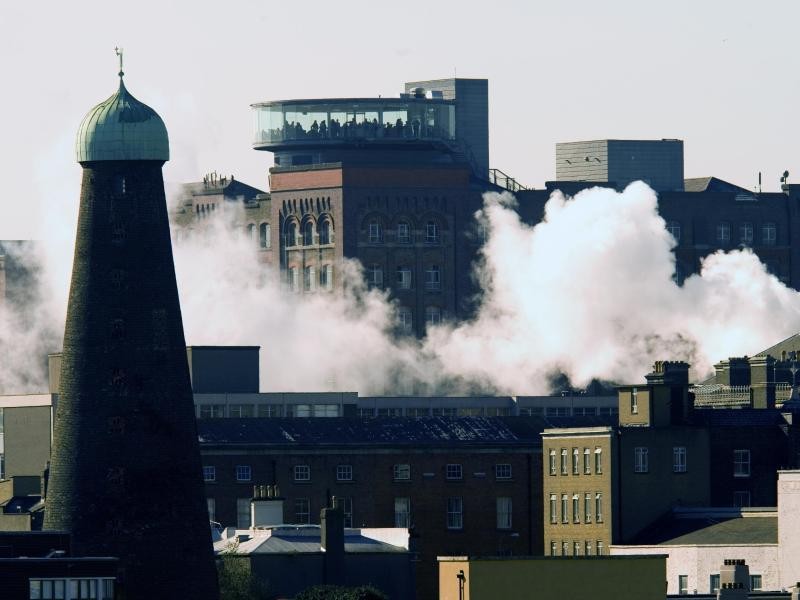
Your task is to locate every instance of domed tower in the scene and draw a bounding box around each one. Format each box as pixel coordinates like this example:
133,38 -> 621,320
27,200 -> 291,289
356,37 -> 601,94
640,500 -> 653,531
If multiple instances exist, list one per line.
44,59 -> 219,599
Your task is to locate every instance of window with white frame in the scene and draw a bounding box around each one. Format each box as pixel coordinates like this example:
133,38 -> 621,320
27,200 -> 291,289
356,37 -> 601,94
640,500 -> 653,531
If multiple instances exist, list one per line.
561,449 -> 568,475
199,404 -> 224,419
595,448 -> 602,474
367,264 -> 383,288
750,574 -> 762,591
561,494 -> 568,523
202,465 -> 216,482
425,306 -> 442,327
319,220 -> 332,245
763,223 -> 777,246
717,222 -> 731,244
446,497 -> 463,529
597,540 -> 604,555
572,494 -> 580,523
584,493 -> 592,522
294,498 -> 310,524
303,221 -> 314,246
734,449 -> 751,477
229,404 -> 253,418
259,222 -> 270,248
424,265 -> 441,291
394,464 -> 411,481
673,447 -> 687,473
29,579 -> 116,600
495,464 -> 512,480
549,494 -> 557,524
426,221 -> 440,243
294,464 -> 311,482
207,498 -> 216,522
631,388 -> 638,414
336,464 -> 353,481
236,465 -> 251,482
585,540 -> 593,556
572,448 -> 579,474
247,223 -> 256,241
574,541 -> 581,556
740,222 -> 754,245
320,264 -> 334,291
550,541 -> 557,556
304,266 -> 316,292
595,493 -> 603,522
446,464 -> 463,480
549,449 -> 557,475
710,574 -> 720,593
397,266 -> 412,289
584,448 -> 591,474
336,497 -> 353,528
496,497 -> 512,529
289,267 -> 300,293
237,497 -> 251,528
395,497 -> 411,528
397,222 -> 411,243
396,307 -> 413,333
678,575 -> 688,595
368,221 -> 383,243
562,541 -> 569,556
667,221 -> 681,243
634,447 -> 649,473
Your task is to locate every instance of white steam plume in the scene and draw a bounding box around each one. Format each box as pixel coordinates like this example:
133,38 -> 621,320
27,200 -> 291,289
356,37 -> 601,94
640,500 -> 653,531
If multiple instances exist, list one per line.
173,182 -> 800,395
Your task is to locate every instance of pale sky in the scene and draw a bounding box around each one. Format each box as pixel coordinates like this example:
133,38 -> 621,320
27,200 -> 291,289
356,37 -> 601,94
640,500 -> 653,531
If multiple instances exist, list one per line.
2,0 -> 798,239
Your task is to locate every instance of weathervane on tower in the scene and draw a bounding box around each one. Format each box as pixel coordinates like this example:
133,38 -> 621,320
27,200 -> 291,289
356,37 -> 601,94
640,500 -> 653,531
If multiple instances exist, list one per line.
115,46 -> 124,78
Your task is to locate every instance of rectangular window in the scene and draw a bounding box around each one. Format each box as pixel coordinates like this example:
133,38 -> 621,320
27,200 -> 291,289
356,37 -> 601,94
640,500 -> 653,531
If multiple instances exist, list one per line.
560,449 -> 568,475
446,464 -> 463,480
257,404 -> 282,418
237,498 -> 251,528
561,494 -> 568,523
549,494 -> 557,524
572,448 -> 579,475
631,388 -> 638,414
634,447 -> 649,473
426,222 -> 440,243
596,540 -> 604,555
549,450 -> 557,475
202,465 -> 216,482
320,264 -> 334,291
335,497 -> 353,528
236,465 -> 252,482
496,497 -> 512,529
710,574 -> 720,593
561,541 -> 569,556
294,498 -> 310,524
397,222 -> 410,243
595,448 -> 602,474
678,575 -> 688,595
207,498 -> 216,522
717,222 -> 731,244
585,540 -> 593,556
447,497 -> 463,529
733,490 -> 751,507
336,464 -> 353,481
595,493 -> 603,522
673,447 -> 687,473
294,464 -> 311,482
734,449 -> 751,477
572,495 -> 580,523
199,404 -> 224,419
583,448 -> 591,474
584,493 -> 592,522
395,497 -> 410,528
290,267 -> 299,293
574,541 -> 581,557
750,574 -> 762,591
304,266 -> 316,292
369,222 -> 382,243
763,223 -> 777,245
424,265 -> 441,290
397,267 -> 412,290
550,541 -> 557,556
394,464 -> 411,480
229,403 -> 253,418
495,464 -> 512,480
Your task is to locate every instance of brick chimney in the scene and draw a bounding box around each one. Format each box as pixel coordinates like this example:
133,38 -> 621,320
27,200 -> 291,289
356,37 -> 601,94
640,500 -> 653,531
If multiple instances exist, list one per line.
321,499 -> 345,586
750,355 -> 776,409
717,559 -> 749,600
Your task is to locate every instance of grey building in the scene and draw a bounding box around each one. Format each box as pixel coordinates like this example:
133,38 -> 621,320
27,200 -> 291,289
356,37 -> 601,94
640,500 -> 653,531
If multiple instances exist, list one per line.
555,139 -> 685,192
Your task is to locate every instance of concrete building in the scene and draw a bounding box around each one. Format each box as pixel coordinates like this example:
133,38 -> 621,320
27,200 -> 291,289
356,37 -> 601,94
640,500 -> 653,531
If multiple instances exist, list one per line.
215,498 -> 414,600
438,554 -> 667,600
555,139 -> 685,192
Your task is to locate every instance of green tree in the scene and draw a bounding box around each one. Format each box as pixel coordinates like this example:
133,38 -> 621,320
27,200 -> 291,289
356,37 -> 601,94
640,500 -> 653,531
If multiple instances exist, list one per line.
295,584 -> 388,600
217,542 -> 271,600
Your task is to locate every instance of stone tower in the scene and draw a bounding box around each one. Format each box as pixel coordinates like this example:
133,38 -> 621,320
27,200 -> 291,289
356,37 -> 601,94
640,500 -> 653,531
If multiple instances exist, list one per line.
43,64 -> 219,599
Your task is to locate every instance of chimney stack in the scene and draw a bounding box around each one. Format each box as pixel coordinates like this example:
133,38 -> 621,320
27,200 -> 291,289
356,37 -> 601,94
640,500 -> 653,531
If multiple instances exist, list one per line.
717,559 -> 749,600
750,355 -> 776,409
250,485 -> 284,528
321,500 -> 345,586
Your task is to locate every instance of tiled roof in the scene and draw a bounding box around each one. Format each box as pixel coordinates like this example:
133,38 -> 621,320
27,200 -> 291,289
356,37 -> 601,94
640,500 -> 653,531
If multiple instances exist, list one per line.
630,512 -> 777,546
683,176 -> 750,194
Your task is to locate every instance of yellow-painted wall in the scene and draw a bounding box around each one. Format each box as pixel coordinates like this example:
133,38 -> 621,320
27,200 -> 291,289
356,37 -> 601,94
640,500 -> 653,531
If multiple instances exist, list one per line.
440,556 -> 666,600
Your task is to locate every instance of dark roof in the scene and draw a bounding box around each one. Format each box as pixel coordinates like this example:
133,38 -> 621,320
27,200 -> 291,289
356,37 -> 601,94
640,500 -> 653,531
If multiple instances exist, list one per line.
756,332 -> 800,360
197,416 -> 616,449
683,176 -> 750,194
180,179 -> 265,201
630,512 -> 777,546
694,408 -> 787,427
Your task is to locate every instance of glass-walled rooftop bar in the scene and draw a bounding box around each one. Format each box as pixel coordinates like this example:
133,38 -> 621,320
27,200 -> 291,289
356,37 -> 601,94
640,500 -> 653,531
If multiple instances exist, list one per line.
252,98 -> 456,148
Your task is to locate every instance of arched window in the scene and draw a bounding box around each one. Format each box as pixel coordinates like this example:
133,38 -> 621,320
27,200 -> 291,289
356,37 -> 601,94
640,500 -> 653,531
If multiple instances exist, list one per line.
286,222 -> 297,247
259,223 -> 270,249
397,266 -> 412,290
247,223 -> 256,241
425,221 -> 440,244
666,221 -> 680,243
320,264 -> 334,291
319,220 -> 332,245
303,222 -> 314,246
304,266 -> 316,292
288,267 -> 299,292
397,221 -> 411,244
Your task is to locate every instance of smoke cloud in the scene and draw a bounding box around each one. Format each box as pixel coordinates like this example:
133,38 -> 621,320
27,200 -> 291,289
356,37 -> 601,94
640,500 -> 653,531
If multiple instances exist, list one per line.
4,180 -> 800,395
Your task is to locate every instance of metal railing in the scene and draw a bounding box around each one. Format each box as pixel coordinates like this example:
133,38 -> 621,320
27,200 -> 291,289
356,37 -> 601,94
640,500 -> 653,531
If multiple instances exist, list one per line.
489,168 -> 528,193
693,383 -> 794,408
